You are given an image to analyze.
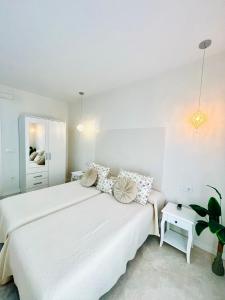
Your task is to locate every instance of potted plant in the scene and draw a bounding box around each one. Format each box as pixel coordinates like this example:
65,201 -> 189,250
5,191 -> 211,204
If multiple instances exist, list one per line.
190,185 -> 225,276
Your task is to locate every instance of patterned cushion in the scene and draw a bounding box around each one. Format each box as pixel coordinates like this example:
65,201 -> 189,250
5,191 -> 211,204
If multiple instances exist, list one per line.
118,169 -> 153,205
113,177 -> 137,204
96,176 -> 116,194
80,168 -> 98,187
88,162 -> 110,179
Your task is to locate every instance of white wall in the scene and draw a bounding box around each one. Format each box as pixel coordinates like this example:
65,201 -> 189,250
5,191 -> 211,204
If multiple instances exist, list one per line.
68,51 -> 225,257
0,121 -> 2,195
0,84 -> 68,196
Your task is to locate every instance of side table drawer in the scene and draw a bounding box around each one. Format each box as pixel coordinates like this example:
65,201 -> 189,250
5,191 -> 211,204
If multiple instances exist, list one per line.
165,213 -> 191,231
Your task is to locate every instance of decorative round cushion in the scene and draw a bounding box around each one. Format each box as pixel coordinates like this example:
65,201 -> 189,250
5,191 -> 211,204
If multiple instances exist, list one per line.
30,151 -> 38,161
34,151 -> 45,162
35,155 -> 45,165
113,177 -> 137,204
80,168 -> 98,187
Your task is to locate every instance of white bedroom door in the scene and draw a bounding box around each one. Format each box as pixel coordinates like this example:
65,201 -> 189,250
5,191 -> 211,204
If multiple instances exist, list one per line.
48,120 -> 66,186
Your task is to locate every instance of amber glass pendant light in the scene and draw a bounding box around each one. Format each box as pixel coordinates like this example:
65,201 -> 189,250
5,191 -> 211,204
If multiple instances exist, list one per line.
191,39 -> 211,129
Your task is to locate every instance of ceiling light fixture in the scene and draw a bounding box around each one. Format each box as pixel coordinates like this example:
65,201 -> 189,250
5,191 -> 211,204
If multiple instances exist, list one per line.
190,39 -> 211,129
76,91 -> 85,132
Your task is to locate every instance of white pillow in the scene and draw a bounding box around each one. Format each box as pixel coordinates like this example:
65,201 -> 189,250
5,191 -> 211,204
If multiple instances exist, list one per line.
88,162 -> 110,178
118,169 -> 153,205
96,176 -> 116,194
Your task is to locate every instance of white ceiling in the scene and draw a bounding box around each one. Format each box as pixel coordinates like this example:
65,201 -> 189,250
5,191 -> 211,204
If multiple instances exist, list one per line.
0,0 -> 225,101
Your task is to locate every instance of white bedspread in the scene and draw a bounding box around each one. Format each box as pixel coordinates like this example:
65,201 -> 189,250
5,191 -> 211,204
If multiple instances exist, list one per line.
6,193 -> 156,300
0,181 -> 100,243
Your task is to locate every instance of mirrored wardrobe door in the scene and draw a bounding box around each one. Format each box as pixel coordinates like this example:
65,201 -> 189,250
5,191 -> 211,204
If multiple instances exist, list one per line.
26,117 -> 49,174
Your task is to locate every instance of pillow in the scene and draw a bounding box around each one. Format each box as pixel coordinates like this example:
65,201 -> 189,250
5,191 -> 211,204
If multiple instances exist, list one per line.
35,155 -> 45,165
80,168 -> 98,187
96,176 -> 116,194
118,169 -> 153,205
113,177 -> 137,204
88,162 -> 110,178
30,151 -> 38,161
29,146 -> 36,155
37,150 -> 45,156
34,150 -> 45,162
34,154 -> 41,163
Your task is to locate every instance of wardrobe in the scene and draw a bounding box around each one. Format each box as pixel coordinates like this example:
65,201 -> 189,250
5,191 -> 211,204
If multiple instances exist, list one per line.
19,115 -> 66,192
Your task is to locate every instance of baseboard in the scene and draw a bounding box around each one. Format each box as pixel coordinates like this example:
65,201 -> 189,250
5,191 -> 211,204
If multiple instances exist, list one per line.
194,239 -> 225,260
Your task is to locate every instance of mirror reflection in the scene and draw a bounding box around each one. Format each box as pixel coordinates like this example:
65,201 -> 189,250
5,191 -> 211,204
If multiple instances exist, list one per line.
28,122 -> 45,167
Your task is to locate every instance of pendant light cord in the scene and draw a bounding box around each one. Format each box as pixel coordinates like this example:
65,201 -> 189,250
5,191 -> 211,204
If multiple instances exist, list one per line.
198,47 -> 206,109
79,92 -> 84,119
81,94 -> 83,117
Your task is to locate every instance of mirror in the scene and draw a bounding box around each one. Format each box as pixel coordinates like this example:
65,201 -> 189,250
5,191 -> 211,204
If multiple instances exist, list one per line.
28,122 -> 46,167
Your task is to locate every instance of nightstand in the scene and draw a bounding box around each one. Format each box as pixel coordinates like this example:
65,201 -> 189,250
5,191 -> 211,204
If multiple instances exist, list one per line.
71,171 -> 84,181
160,202 -> 196,264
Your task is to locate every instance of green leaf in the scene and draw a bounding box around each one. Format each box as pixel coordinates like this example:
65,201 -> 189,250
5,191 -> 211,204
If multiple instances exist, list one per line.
217,228 -> 225,245
190,204 -> 208,217
208,197 -> 221,218
208,219 -> 225,234
195,220 -> 209,236
207,185 -> 222,200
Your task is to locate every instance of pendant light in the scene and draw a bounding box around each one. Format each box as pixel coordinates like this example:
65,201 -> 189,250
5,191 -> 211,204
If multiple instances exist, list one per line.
190,39 -> 211,129
76,91 -> 85,132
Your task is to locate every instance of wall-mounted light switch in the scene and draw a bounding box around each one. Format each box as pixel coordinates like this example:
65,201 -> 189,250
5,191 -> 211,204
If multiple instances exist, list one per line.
179,185 -> 193,193
186,186 -> 193,192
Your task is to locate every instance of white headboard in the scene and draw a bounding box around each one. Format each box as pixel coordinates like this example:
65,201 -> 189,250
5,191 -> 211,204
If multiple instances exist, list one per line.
95,127 -> 165,190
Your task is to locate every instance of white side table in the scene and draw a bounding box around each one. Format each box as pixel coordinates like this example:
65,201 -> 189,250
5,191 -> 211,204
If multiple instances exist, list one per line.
71,171 -> 84,181
160,202 -> 196,264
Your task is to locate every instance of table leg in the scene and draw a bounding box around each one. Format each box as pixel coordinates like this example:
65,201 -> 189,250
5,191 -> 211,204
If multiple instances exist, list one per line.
186,228 -> 193,264
160,217 -> 166,247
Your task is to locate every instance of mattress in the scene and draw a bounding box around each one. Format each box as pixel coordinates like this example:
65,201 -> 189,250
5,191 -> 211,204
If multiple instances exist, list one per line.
0,181 -> 100,243
5,193 -> 157,300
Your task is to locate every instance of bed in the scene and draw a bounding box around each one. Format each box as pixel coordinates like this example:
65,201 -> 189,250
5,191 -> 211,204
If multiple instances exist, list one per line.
0,181 -> 100,243
3,192 -> 164,300
0,127 -> 166,298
